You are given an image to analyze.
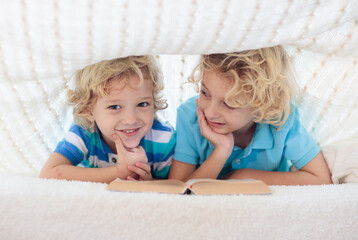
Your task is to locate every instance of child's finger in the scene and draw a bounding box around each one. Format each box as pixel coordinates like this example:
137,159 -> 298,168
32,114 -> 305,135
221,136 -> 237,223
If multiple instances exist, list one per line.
126,147 -> 136,153
197,107 -> 204,132
128,165 -> 151,180
196,106 -> 203,124
138,146 -> 145,152
197,107 -> 208,130
128,165 -> 147,175
126,176 -> 137,181
196,105 -> 204,122
137,146 -> 148,162
112,133 -> 126,154
132,147 -> 143,153
135,162 -> 151,173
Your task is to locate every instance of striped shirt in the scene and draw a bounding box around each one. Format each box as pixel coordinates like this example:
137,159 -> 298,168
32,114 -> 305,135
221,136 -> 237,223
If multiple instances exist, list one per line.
54,119 -> 176,179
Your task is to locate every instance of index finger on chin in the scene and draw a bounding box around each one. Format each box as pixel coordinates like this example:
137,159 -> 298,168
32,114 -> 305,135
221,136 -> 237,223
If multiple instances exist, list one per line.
112,133 -> 125,153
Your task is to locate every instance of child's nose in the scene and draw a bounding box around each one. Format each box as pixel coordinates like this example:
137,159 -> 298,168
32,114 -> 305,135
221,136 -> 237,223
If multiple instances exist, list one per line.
205,102 -> 220,119
122,109 -> 137,124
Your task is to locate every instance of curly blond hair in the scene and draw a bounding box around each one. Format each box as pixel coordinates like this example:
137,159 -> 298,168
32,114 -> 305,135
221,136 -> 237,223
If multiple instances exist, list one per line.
189,46 -> 298,128
68,55 -> 167,129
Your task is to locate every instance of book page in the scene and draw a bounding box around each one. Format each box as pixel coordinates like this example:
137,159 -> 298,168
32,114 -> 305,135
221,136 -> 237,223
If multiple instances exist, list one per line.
107,179 -> 188,194
188,179 -> 271,195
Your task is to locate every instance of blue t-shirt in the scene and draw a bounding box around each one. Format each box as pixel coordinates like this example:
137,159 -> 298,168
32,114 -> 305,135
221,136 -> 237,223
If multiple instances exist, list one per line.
55,119 -> 176,179
173,96 -> 320,178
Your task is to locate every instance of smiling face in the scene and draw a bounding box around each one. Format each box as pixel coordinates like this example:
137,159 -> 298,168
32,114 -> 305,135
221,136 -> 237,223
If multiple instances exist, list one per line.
89,75 -> 154,152
198,70 -> 255,136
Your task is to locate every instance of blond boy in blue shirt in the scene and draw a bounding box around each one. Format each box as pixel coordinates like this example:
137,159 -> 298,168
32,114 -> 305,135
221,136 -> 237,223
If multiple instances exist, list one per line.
169,46 -> 332,185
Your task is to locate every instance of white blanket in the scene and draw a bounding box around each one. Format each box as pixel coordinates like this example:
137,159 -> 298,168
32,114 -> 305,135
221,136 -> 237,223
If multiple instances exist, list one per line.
322,137 -> 358,184
1,173 -> 358,240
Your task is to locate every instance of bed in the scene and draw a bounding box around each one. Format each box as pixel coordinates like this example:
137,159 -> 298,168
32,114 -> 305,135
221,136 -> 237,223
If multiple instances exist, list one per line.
1,0 -> 358,239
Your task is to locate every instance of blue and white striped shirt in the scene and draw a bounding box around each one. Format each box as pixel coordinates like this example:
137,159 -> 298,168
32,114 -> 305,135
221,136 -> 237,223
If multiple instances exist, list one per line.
55,119 -> 176,179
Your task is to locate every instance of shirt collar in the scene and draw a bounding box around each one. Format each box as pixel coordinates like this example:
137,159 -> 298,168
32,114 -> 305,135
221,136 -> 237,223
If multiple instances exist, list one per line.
250,123 -> 273,149
94,125 -> 114,154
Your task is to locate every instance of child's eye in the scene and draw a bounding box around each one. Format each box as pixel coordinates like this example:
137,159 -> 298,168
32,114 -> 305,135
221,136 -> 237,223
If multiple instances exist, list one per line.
109,105 -> 121,110
138,102 -> 149,107
200,89 -> 208,97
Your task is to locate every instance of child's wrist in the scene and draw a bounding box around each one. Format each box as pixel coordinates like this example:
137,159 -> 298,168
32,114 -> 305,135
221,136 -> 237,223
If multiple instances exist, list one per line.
212,147 -> 232,161
115,164 -> 130,179
216,143 -> 233,155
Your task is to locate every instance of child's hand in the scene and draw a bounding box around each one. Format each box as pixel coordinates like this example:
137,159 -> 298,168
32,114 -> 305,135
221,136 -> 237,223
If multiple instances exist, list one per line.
127,162 -> 153,181
197,99 -> 234,157
113,133 -> 148,178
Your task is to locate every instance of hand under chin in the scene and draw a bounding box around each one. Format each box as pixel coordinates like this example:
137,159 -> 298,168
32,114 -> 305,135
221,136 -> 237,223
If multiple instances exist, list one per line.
123,141 -> 141,150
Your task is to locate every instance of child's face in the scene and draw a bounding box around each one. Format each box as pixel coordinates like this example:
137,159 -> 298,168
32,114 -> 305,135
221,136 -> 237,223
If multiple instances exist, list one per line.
89,75 -> 154,152
198,70 -> 255,136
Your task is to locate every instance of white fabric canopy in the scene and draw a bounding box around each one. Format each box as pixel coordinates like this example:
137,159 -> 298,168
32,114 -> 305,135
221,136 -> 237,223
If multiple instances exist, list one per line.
1,1 -> 358,240
0,0 -> 357,175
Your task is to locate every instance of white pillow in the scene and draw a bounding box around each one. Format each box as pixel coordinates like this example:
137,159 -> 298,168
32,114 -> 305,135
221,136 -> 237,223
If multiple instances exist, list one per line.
321,137 -> 358,184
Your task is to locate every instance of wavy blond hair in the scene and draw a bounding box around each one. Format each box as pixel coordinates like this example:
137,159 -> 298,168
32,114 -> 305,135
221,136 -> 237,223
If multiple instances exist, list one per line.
68,55 -> 167,129
190,46 -> 298,128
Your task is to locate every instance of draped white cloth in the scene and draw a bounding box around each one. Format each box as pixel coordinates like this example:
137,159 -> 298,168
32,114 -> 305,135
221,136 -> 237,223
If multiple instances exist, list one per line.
1,1 -> 358,240
0,0 -> 357,178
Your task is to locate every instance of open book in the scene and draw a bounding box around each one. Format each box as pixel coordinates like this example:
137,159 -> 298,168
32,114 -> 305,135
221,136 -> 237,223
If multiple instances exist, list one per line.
107,178 -> 271,195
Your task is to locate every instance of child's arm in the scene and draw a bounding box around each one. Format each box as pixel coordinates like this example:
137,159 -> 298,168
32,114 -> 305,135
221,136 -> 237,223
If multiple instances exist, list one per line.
169,149 -> 228,181
169,103 -> 233,181
169,150 -> 230,181
40,133 -> 149,183
168,160 -> 196,180
39,152 -> 135,183
224,152 -> 332,185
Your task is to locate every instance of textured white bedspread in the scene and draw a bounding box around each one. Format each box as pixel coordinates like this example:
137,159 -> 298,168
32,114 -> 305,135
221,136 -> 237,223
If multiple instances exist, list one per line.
1,173 -> 357,240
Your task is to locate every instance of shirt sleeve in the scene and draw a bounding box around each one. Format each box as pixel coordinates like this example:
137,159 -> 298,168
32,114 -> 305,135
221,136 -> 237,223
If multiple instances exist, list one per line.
282,110 -> 320,169
54,124 -> 90,166
173,103 -> 199,165
151,122 -> 176,179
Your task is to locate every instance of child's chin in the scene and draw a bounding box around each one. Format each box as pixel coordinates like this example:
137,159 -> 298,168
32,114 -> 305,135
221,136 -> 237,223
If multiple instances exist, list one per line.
123,141 -> 140,149
213,129 -> 229,135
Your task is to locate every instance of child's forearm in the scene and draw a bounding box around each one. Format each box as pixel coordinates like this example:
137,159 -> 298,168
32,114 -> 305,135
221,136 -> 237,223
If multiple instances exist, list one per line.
225,152 -> 333,185
40,165 -> 132,184
183,148 -> 229,181
224,168 -> 332,185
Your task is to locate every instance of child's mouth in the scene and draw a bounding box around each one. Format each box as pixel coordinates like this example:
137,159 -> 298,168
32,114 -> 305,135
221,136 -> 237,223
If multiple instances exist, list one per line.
207,120 -> 225,128
119,128 -> 139,137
